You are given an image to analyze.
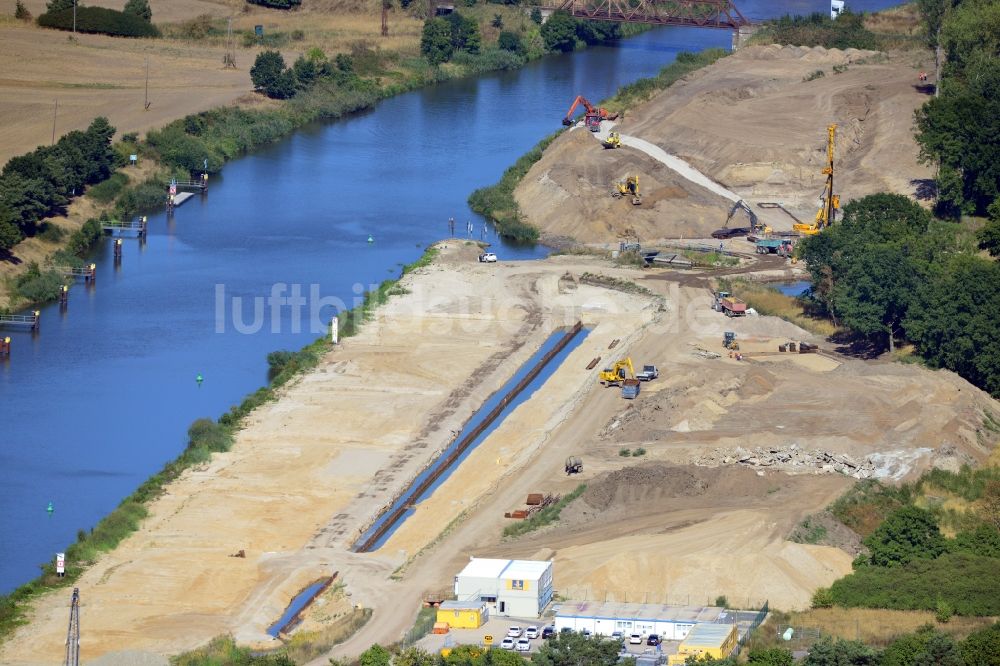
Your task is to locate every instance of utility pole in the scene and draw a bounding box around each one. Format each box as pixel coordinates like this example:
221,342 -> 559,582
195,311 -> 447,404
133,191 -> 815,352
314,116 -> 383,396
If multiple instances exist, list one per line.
381,0 -> 389,37
144,57 -> 150,110
73,0 -> 77,35
52,99 -> 58,145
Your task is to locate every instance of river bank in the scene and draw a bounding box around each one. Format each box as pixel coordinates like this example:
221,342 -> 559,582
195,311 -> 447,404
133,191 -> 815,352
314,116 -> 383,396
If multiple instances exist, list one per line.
0,242 -> 659,663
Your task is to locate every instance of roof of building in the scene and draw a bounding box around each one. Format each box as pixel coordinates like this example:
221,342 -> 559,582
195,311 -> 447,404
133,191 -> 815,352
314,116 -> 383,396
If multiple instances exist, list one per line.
500,559 -> 552,581
439,600 -> 486,611
457,558 -> 511,579
555,601 -> 723,624
457,558 -> 551,581
681,623 -> 737,648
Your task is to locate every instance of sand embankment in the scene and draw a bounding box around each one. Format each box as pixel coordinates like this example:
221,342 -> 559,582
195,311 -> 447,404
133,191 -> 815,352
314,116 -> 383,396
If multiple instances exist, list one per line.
515,44 -> 934,244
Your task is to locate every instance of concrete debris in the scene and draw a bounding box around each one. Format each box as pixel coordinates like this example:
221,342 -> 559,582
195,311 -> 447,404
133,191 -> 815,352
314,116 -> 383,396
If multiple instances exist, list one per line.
695,445 -> 885,479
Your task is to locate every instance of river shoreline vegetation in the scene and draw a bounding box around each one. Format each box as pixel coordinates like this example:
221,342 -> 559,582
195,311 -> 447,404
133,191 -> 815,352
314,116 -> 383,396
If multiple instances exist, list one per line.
0,243 -> 439,646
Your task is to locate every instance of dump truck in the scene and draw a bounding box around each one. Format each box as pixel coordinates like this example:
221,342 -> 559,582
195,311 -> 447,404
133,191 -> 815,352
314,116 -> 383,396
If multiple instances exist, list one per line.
755,238 -> 794,256
622,379 -> 641,399
713,291 -> 747,317
565,456 -> 583,474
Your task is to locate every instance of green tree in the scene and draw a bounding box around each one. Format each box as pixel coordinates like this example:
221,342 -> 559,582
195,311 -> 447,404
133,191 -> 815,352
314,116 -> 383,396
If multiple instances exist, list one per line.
497,30 -> 523,53
801,636 -> 879,666
746,647 -> 794,666
123,0 -> 152,21
444,12 -> 480,54
0,204 -> 23,251
961,622 -> 1000,666
914,631 -> 962,665
250,50 -> 296,99
392,646 -> 436,666
883,626 -> 935,666
292,55 -> 318,89
541,11 -> 577,52
359,644 -> 391,666
534,632 -> 623,666
46,0 -> 74,12
862,506 -> 946,567
530,7 -> 542,24
420,17 -> 454,64
492,13 -> 503,28
976,198 -> 1000,257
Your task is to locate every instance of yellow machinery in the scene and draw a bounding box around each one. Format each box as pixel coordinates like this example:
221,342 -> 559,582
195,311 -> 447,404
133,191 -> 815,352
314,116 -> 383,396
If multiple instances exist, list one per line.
600,357 -> 635,386
603,131 -> 622,149
794,124 -> 840,236
614,176 -> 641,205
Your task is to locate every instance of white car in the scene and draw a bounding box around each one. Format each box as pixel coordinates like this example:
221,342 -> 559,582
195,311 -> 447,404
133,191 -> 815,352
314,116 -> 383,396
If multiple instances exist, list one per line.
525,626 -> 539,639
507,626 -> 523,638
479,252 -> 497,263
516,639 -> 531,652
500,637 -> 515,650
629,633 -> 643,644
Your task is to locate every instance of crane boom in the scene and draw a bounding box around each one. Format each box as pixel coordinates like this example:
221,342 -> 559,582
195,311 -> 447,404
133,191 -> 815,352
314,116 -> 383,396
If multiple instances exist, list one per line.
64,588 -> 80,666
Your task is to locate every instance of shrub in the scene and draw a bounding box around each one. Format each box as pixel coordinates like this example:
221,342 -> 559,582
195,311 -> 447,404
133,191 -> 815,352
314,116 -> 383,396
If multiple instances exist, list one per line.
936,599 -> 953,623
86,172 -> 128,204
37,6 -> 161,38
632,447 -> 646,456
15,1 -> 32,20
123,0 -> 152,22
619,448 -> 631,457
804,69 -> 826,81
250,50 -> 297,99
15,264 -> 64,304
498,30 -> 523,53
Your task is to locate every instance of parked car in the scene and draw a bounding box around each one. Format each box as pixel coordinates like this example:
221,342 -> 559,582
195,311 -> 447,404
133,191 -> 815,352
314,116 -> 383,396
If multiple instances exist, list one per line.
647,634 -> 662,646
560,627 -> 574,635
516,639 -> 531,652
525,626 -> 539,639
582,629 -> 593,638
478,252 -> 497,263
507,626 -> 523,638
611,631 -> 624,641
629,633 -> 643,644
542,626 -> 556,639
500,637 -> 515,649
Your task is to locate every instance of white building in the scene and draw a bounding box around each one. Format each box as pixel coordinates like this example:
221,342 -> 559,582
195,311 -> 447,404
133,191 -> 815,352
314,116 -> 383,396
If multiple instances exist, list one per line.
554,601 -> 723,640
453,558 -> 553,618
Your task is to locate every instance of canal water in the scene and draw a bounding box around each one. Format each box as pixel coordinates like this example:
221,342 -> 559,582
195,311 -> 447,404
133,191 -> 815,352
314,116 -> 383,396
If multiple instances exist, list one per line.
0,0 -> 902,593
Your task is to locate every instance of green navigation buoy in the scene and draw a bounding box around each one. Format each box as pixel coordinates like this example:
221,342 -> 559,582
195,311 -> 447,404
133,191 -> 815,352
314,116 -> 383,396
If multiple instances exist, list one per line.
47,502 -> 54,515
196,374 -> 204,387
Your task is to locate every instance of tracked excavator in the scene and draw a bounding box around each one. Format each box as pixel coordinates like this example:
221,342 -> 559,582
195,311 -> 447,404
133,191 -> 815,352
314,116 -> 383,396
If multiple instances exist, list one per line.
599,357 -> 635,386
794,124 -> 840,236
613,175 -> 641,205
562,95 -> 619,132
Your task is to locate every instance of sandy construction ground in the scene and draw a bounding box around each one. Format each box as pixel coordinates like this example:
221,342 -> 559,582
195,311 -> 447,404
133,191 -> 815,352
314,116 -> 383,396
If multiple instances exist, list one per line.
0,242 -> 658,664
515,45 -> 935,244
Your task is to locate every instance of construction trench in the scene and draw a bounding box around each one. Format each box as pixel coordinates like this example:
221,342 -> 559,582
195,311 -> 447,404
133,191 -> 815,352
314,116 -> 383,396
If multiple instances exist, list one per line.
352,322 -> 587,553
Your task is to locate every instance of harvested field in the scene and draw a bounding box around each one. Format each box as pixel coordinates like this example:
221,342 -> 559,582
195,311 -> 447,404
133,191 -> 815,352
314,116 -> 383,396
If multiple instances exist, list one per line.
515,45 -> 935,244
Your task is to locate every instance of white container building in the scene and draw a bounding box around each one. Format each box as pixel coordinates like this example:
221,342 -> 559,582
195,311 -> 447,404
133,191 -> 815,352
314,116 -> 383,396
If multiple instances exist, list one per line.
554,601 -> 723,640
453,558 -> 553,618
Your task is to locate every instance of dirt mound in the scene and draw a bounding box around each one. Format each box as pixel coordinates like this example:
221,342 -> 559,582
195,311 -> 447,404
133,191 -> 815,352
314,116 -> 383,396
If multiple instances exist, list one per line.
581,463 -> 777,510
515,47 -> 933,244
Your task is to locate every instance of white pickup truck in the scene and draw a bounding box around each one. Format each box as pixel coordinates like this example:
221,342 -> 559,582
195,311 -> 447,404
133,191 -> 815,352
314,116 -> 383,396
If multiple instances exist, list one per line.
636,365 -> 659,381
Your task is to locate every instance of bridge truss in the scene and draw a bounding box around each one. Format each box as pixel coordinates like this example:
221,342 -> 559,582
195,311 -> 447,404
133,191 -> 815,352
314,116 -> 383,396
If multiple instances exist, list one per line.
549,0 -> 751,29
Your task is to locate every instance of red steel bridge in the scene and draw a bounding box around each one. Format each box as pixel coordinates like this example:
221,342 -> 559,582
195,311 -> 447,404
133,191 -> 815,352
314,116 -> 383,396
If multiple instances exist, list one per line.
545,0 -> 751,29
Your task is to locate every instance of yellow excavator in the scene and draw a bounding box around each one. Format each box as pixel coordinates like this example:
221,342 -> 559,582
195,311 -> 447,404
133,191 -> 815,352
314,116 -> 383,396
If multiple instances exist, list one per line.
599,357 -> 635,386
603,131 -> 622,149
794,124 -> 840,236
614,176 -> 641,205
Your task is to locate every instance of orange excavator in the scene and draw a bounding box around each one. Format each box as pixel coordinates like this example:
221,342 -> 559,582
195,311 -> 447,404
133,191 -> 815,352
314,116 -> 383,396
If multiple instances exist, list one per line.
562,95 -> 619,132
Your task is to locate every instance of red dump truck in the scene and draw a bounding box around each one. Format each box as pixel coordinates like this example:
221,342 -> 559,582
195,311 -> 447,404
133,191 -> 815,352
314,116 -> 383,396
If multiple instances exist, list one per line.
713,291 -> 747,317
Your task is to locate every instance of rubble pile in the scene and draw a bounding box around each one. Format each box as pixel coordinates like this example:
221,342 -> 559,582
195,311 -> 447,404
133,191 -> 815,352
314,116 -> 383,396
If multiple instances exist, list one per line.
695,444 -> 879,478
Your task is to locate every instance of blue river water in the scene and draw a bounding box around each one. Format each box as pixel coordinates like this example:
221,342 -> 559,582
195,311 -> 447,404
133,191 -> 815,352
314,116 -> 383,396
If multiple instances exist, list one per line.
0,0 -> 903,593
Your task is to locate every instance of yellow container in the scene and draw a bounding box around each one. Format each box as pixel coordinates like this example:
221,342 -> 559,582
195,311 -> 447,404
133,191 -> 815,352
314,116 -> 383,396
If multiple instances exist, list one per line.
668,623 -> 738,665
436,601 -> 486,629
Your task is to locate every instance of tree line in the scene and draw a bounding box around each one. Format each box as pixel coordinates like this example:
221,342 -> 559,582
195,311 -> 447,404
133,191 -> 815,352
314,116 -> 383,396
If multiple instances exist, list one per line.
37,0 -> 158,38
0,117 -> 117,251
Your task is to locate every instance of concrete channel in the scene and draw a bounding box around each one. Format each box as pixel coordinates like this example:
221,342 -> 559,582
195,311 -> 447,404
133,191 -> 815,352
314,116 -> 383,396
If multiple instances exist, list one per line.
352,322 -> 587,553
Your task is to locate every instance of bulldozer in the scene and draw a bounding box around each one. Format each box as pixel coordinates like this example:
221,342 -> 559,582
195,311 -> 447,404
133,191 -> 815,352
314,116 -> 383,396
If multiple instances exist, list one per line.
613,176 -> 641,205
562,95 -> 618,132
602,131 -> 622,149
599,357 -> 635,386
794,124 -> 840,236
